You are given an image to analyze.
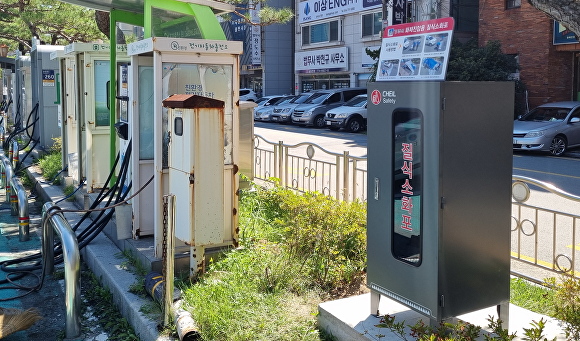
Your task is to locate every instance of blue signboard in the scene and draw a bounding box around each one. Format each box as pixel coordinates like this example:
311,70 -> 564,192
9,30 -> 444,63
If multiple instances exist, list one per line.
553,21 -> 579,45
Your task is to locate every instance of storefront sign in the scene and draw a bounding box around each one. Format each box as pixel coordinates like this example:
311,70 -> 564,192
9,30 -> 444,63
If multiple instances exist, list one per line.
553,21 -> 579,45
375,17 -> 454,81
295,47 -> 349,73
299,0 -> 381,24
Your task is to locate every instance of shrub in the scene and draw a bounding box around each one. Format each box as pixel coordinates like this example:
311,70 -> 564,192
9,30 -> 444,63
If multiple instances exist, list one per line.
240,184 -> 367,289
546,275 -> 580,339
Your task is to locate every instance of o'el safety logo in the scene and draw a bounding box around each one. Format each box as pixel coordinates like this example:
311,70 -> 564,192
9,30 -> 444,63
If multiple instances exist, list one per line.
371,90 -> 381,105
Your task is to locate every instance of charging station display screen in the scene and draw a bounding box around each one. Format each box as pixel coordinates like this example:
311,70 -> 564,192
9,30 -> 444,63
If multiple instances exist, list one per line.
391,109 -> 423,266
94,60 -> 110,127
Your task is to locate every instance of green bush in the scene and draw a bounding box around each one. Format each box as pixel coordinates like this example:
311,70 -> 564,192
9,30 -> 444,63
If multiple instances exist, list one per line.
546,275 -> 580,339
240,184 -> 367,289
37,137 -> 63,184
38,152 -> 62,183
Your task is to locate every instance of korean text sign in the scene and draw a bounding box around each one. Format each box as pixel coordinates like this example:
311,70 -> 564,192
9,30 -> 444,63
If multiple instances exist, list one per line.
375,17 -> 454,81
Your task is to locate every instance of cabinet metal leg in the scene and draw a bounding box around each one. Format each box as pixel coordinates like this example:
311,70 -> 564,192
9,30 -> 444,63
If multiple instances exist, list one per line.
497,301 -> 509,330
370,290 -> 381,316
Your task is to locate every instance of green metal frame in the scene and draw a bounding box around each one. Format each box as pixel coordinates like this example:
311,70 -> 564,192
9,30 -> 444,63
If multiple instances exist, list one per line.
108,0 -> 227,184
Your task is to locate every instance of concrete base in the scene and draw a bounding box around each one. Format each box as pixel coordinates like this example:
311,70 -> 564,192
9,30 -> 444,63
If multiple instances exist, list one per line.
318,293 -> 567,341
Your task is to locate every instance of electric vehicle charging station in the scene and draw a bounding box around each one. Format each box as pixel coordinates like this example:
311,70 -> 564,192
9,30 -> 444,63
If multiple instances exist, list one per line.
0,56 -> 15,132
126,36 -> 243,272
62,42 -> 129,190
14,55 -> 32,129
50,49 -> 78,181
366,81 -> 514,325
30,44 -> 63,150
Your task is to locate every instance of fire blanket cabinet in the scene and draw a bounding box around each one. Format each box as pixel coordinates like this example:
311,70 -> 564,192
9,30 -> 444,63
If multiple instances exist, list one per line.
366,81 -> 514,325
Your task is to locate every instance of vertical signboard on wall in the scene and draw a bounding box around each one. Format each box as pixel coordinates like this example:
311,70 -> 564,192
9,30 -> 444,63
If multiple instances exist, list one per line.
391,0 -> 406,25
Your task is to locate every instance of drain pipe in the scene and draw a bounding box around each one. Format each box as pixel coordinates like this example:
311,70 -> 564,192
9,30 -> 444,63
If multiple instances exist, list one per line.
10,176 -> 29,241
42,202 -> 81,339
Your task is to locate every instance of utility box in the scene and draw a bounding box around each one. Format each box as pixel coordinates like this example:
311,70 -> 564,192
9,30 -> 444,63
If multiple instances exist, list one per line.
164,94 -> 236,275
366,81 -> 514,323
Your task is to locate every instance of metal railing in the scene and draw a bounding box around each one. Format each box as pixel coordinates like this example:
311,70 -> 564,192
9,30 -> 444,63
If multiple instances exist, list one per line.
253,135 -> 580,283
511,175 -> 580,283
11,176 -> 29,241
253,134 -> 367,202
42,202 -> 81,339
1,154 -> 13,203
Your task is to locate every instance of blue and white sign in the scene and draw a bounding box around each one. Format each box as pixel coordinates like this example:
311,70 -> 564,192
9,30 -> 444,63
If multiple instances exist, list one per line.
299,0 -> 381,24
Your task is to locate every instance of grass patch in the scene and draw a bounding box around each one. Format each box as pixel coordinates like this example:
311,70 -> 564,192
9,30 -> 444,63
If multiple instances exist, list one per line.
510,277 -> 554,315
179,184 -> 366,341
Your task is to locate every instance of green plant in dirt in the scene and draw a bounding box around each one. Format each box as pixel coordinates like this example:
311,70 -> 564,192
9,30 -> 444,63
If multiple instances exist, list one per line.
16,171 -> 33,189
545,275 -> 580,340
117,250 -> 148,297
83,272 -> 139,341
62,184 -> 76,201
37,137 -> 63,184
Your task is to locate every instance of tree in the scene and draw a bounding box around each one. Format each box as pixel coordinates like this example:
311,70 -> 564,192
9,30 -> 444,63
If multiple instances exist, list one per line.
0,0 -> 106,54
446,39 -> 516,81
528,0 -> 580,37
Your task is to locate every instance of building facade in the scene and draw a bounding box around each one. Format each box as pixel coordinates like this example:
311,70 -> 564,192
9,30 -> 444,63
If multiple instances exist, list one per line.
292,0 -> 479,93
479,0 -> 579,108
293,0 -> 384,92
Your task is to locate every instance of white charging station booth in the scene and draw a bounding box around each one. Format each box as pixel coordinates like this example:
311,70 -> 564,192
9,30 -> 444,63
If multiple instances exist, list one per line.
50,49 -> 77,180
14,55 -> 32,129
61,43 -> 129,190
127,37 -> 243,274
30,44 -> 63,150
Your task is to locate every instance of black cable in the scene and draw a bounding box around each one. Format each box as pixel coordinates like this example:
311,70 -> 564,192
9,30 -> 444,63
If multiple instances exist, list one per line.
0,140 -> 134,276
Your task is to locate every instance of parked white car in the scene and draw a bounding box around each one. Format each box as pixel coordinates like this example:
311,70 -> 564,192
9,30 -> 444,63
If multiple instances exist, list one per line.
240,88 -> 258,102
324,94 -> 367,133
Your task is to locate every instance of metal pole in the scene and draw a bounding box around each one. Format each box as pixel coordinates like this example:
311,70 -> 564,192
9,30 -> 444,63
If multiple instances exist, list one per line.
164,195 -> 176,326
41,202 -> 81,339
3,155 -> 13,203
11,176 -> 29,241
11,140 -> 18,169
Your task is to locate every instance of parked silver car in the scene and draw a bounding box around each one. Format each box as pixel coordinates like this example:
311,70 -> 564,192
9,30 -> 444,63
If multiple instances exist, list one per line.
324,94 -> 367,132
291,87 -> 366,128
513,101 -> 580,156
270,92 -> 316,124
254,95 -> 294,122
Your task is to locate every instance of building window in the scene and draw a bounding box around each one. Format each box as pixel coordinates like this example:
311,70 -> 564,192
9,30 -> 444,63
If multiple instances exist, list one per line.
302,20 -> 341,46
506,0 -> 521,9
362,12 -> 383,37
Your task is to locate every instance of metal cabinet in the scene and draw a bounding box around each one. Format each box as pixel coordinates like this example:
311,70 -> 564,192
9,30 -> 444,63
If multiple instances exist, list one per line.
366,81 -> 514,323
